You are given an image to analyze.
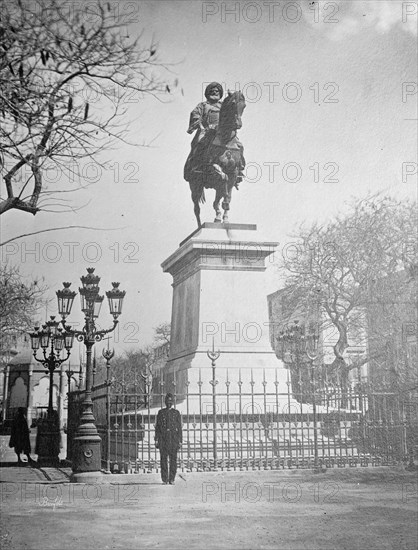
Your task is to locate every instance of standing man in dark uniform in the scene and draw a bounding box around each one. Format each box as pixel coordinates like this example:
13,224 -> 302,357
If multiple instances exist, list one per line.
155,393 -> 182,485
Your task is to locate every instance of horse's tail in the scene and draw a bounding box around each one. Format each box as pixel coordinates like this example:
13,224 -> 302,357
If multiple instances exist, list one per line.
200,188 -> 206,204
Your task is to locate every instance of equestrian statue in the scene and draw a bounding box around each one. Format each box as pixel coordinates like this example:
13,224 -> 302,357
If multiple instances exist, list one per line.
184,82 -> 246,227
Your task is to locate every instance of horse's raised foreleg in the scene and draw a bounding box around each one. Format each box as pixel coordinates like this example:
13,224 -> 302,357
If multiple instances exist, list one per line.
213,187 -> 223,223
221,179 -> 234,223
190,181 -> 203,228
195,202 -> 202,227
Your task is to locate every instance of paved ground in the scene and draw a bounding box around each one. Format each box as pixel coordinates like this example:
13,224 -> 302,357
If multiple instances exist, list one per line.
1,460 -> 417,550
1,435 -> 417,550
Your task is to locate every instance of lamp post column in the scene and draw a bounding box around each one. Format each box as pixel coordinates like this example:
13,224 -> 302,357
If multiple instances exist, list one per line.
71,337 -> 102,477
47,360 -> 55,417
81,336 -> 95,423
57,269 -> 125,482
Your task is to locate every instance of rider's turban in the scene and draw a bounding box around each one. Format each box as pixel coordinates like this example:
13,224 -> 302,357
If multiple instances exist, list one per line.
204,82 -> 224,100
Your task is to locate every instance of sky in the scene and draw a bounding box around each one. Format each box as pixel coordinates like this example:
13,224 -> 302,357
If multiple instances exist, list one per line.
1,0 -> 417,357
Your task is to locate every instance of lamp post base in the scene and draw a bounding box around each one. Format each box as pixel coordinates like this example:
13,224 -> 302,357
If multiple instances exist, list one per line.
71,434 -> 102,475
70,392 -> 103,478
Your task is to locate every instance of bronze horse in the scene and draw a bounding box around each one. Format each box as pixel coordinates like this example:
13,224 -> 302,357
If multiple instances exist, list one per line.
185,91 -> 246,227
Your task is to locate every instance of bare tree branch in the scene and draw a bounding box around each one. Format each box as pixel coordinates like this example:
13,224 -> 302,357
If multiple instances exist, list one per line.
1,0 -> 177,219
0,224 -> 125,247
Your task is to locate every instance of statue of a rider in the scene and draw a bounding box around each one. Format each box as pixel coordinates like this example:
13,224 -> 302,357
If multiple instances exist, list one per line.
184,82 -> 224,182
185,83 -> 247,225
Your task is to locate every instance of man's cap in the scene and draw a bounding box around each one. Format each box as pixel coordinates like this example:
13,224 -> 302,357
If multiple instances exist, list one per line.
205,82 -> 223,99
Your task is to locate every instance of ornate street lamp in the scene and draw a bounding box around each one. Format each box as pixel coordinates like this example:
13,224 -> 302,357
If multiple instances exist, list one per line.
277,320 -> 320,470
56,268 -> 125,480
29,317 -> 74,465
277,321 -> 306,397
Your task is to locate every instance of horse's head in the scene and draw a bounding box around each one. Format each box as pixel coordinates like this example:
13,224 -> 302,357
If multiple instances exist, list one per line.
219,91 -> 246,137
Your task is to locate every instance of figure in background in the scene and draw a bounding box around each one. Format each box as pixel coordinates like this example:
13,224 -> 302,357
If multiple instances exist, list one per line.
9,408 -> 34,465
155,393 -> 182,485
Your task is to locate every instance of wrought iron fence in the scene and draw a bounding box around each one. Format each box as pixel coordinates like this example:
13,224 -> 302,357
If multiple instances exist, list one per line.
67,369 -> 418,473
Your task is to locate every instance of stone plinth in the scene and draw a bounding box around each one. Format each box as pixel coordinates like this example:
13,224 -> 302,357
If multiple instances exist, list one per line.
160,223 -> 307,415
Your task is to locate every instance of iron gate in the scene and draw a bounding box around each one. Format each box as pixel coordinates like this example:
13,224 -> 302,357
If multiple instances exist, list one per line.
79,370 -> 418,473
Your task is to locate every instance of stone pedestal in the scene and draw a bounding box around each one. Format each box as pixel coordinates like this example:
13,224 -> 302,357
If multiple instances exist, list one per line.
161,223 -> 302,415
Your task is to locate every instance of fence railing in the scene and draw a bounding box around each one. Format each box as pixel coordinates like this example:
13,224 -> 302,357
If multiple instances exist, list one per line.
64,371 -> 418,473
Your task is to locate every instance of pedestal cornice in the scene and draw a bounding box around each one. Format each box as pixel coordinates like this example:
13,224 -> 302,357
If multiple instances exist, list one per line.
162,223 -> 278,285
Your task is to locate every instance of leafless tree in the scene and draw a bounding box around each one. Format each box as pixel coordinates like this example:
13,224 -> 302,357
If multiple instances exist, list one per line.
0,263 -> 48,354
153,321 -> 171,346
279,195 -> 417,391
0,0 -> 174,217
110,322 -> 170,403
